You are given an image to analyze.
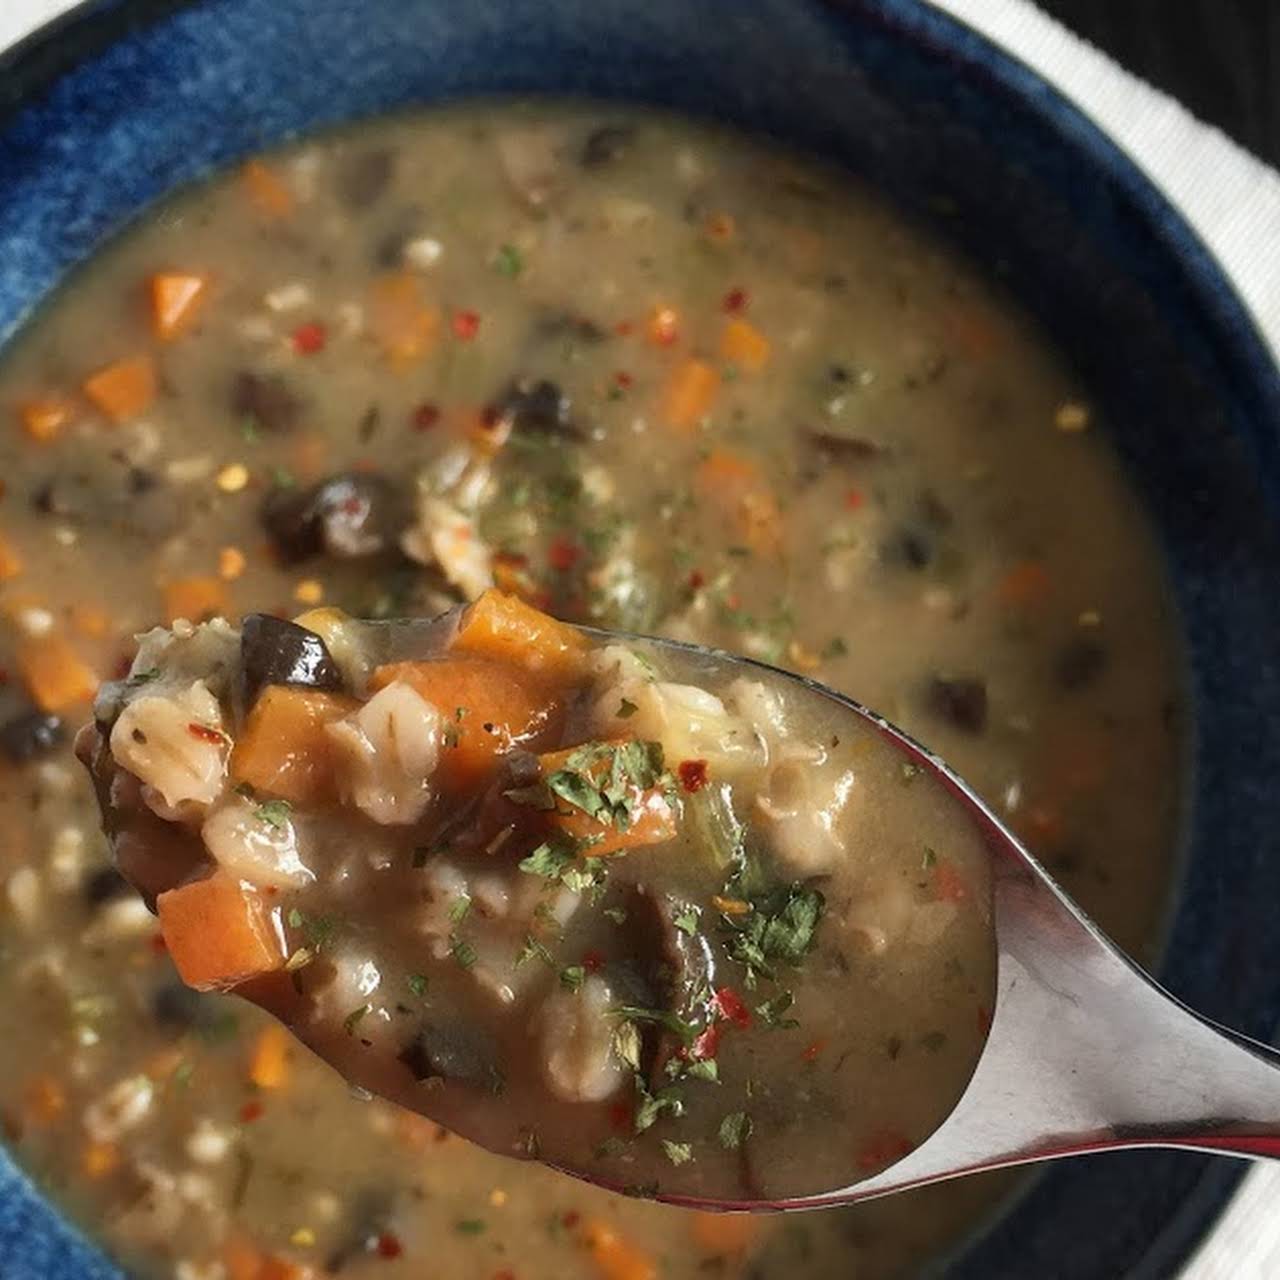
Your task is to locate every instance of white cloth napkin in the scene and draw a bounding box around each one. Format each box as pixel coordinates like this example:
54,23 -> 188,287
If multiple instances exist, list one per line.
3,0 -> 1279,1275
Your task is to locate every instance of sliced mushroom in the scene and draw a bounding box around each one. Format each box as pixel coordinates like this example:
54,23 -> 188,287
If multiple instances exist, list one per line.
261,472 -> 408,564
239,614 -> 344,707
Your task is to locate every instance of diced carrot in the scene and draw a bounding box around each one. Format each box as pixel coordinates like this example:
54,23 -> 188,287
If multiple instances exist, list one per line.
70,602 -> 111,638
150,272 -> 210,340
242,159 -> 295,220
230,685 -> 358,807
694,448 -> 784,555
223,1239 -> 266,1280
248,1023 -> 290,1090
538,743 -> 678,857
157,872 -> 285,992
82,355 -> 156,424
371,657 -> 560,789
82,1140 -> 120,1179
996,560 -> 1051,607
0,531 -> 23,581
367,273 -> 440,370
450,589 -> 587,681
17,396 -> 73,443
582,1220 -> 656,1280
163,575 -> 230,624
719,318 -> 770,372
25,1075 -> 66,1126
260,1259 -> 314,1280
691,1212 -> 759,1256
660,358 -> 720,432
17,632 -> 98,712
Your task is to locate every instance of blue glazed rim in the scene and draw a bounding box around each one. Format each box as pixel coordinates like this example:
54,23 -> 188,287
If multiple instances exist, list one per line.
1,2 -> 1278,1277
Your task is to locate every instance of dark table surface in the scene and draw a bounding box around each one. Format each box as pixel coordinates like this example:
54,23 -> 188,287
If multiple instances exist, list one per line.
1038,0 -> 1278,167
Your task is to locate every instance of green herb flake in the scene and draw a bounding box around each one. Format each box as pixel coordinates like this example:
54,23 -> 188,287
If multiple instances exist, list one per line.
612,1004 -> 698,1048
171,1060 -> 195,1089
559,964 -> 586,993
921,845 -> 938,870
662,1140 -> 694,1166
755,990 -> 798,1029
493,243 -> 524,278
822,636 -> 849,660
900,761 -> 923,785
594,1136 -> 629,1159
611,1020 -> 642,1072
684,1057 -> 720,1083
286,909 -> 339,951
451,937 -> 478,970
448,893 -> 473,925
616,697 -> 639,720
270,466 -> 296,490
718,1111 -> 753,1151
672,905 -> 701,937
519,835 -> 578,880
723,882 -> 825,987
515,934 -> 556,970
407,973 -> 429,998
254,798 -> 293,830
603,906 -> 628,925
343,1004 -> 371,1035
455,1218 -> 487,1236
239,417 -> 262,445
633,1078 -> 684,1134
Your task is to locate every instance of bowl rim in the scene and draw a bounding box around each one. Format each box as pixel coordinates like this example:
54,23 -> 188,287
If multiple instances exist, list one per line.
0,2 -> 1276,1278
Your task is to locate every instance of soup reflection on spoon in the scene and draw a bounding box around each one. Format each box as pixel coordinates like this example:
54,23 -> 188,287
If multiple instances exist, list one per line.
75,591 -> 1280,1210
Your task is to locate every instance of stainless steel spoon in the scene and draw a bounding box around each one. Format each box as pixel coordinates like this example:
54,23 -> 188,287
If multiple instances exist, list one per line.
624,634 -> 1280,1213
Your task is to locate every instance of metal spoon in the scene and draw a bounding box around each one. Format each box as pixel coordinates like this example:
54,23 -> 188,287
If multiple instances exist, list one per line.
624,634 -> 1280,1212
81,617 -> 1280,1208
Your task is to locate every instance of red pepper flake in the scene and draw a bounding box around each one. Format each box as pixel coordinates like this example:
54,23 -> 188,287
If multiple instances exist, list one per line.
187,722 -> 225,744
451,309 -> 481,341
606,1102 -> 632,1134
239,1100 -> 264,1124
687,569 -> 706,592
614,320 -> 635,337
562,1210 -> 582,1230
582,949 -> 605,974
678,759 -> 710,793
722,287 -> 748,314
411,403 -> 441,431
547,536 -> 581,573
647,306 -> 679,347
801,1038 -> 827,1063
856,1129 -> 913,1172
713,986 -> 752,1029
375,1232 -> 404,1260
292,321 -> 328,355
691,1022 -> 722,1061
932,862 -> 969,904
614,370 -> 634,389
844,488 -> 865,510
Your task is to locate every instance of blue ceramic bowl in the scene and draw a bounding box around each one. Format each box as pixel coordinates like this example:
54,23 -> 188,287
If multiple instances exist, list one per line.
2,1 -> 1279,1276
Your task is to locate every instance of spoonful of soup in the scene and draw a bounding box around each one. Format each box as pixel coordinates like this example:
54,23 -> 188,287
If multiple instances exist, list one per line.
75,590 -> 1280,1209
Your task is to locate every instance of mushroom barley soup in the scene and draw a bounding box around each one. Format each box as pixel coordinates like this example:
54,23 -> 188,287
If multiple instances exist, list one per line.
79,591 -> 997,1205
0,103 -> 1182,1278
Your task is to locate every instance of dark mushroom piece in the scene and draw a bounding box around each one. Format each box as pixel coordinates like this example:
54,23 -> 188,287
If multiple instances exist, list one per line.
336,148 -> 395,210
238,614 -> 345,708
0,709 -> 65,762
489,377 -> 584,439
580,124 -> 635,169
261,471 -> 409,564
925,676 -> 988,734
806,429 -> 885,464
232,370 -> 303,434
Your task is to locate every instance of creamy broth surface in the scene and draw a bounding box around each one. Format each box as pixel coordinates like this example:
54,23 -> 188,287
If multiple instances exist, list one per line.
0,103 -> 1181,1278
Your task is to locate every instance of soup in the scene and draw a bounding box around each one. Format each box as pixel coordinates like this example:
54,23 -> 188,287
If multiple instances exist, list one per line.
0,102 -> 1181,1278
81,592 -> 996,1204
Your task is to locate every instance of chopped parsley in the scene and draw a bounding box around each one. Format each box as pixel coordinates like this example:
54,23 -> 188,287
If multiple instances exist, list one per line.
921,845 -> 938,870
286,909 -> 339,951
722,881 -> 825,987
519,834 -> 578,880
448,893 -> 472,925
672,904 -> 701,937
343,1004 -> 371,1035
254,798 -> 292,830
611,1004 -> 698,1049
541,740 -> 668,833
616,697 -> 639,719
560,965 -> 586,993
406,973 -> 429,998
822,635 -> 849,660
603,906 -> 628,924
633,1077 -> 684,1134
718,1111 -> 753,1150
611,1020 -> 642,1071
455,1218 -> 487,1236
755,990 -> 799,1029
450,937 -> 478,970
493,243 -> 524,277
662,1140 -> 694,1166
684,1057 -> 720,1083
514,934 -> 556,970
